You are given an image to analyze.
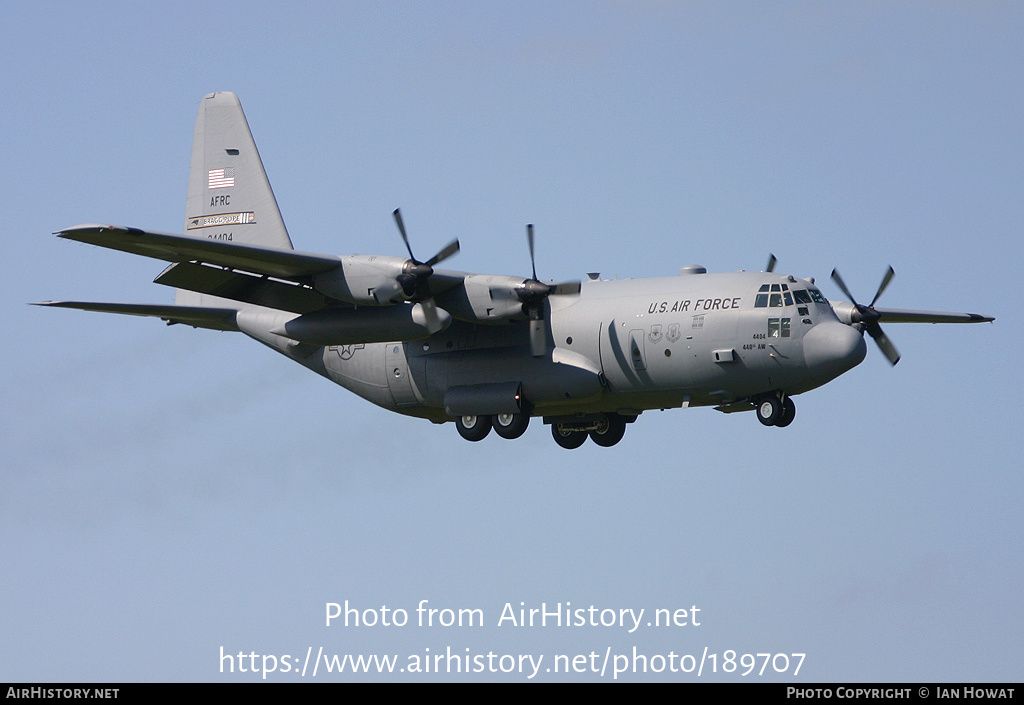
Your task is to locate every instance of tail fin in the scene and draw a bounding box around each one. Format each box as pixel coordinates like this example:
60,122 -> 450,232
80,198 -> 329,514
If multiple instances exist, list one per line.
179,91 -> 292,307
184,91 -> 292,249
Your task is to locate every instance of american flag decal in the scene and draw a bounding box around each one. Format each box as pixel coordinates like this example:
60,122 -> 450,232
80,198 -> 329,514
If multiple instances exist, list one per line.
208,167 -> 235,189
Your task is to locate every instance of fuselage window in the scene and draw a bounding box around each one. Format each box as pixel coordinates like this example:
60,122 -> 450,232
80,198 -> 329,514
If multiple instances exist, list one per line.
768,317 -> 792,338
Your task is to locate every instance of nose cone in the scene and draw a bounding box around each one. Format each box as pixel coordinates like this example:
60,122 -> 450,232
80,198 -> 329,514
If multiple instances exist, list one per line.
803,322 -> 867,381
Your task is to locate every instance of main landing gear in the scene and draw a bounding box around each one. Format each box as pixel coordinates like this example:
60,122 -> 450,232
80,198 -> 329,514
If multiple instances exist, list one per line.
756,393 -> 796,428
455,413 -> 530,442
454,411 -> 632,448
550,413 -> 628,449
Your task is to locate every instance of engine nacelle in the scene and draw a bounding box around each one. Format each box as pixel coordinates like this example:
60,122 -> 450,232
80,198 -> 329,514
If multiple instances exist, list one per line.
312,254 -> 412,305
272,303 -> 451,345
829,301 -> 858,325
435,274 -> 527,323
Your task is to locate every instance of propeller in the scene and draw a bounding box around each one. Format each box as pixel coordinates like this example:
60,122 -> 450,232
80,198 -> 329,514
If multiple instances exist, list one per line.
517,224 -> 580,356
392,208 -> 460,298
765,253 -> 777,273
390,208 -> 460,333
830,266 -> 900,365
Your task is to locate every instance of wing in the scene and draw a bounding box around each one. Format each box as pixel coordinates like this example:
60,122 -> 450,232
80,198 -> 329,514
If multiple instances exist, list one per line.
33,301 -> 239,331
874,307 -> 994,324
56,223 -> 472,311
56,224 -> 341,279
49,223 -> 546,342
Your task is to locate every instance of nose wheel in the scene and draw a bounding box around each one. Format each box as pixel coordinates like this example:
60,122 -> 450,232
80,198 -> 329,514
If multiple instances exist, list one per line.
756,394 -> 796,427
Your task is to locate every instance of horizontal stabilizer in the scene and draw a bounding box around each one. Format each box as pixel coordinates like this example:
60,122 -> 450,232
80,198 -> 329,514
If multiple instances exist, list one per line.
33,301 -> 239,331
56,224 -> 340,280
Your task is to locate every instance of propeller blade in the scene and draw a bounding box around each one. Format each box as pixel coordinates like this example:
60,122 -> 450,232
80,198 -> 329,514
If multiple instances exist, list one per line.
425,238 -> 460,267
551,281 -> 582,296
529,317 -> 550,357
869,266 -> 895,308
519,223 -> 565,355
527,224 -> 538,281
393,208 -> 415,261
865,322 -> 900,365
766,254 -> 777,273
830,268 -> 859,306
418,298 -> 446,334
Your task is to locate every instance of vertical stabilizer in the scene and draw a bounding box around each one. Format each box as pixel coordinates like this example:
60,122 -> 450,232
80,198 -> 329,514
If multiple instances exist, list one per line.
184,92 -> 292,250
179,92 -> 293,308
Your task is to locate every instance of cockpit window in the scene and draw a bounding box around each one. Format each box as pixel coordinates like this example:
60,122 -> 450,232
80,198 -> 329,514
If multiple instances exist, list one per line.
755,283 -> 791,308
757,285 -> 828,308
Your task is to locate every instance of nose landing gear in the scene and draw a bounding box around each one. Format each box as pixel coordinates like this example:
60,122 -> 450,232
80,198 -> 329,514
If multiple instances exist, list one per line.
756,394 -> 796,428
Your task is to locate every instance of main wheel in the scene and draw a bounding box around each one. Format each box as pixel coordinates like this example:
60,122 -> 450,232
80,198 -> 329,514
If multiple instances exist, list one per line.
756,396 -> 783,426
551,423 -> 587,449
775,397 -> 796,427
493,413 -> 530,439
456,415 -> 491,442
589,414 -> 626,447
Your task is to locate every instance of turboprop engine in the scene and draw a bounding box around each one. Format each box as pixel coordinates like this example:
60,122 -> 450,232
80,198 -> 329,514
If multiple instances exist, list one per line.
312,209 -> 461,307
311,254 -> 419,305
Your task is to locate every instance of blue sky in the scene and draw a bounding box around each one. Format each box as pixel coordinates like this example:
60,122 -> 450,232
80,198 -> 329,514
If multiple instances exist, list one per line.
1,2 -> 1019,681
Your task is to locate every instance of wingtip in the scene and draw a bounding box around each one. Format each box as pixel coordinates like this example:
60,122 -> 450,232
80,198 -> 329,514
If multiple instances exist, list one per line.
53,223 -> 115,236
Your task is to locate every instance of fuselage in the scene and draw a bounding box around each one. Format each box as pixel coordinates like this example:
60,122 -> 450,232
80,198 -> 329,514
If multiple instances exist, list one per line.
44,92 -> 992,448
247,269 -> 867,423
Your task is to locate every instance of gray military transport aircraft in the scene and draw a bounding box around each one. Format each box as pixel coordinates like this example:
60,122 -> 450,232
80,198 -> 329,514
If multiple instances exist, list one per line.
39,92 -> 995,448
